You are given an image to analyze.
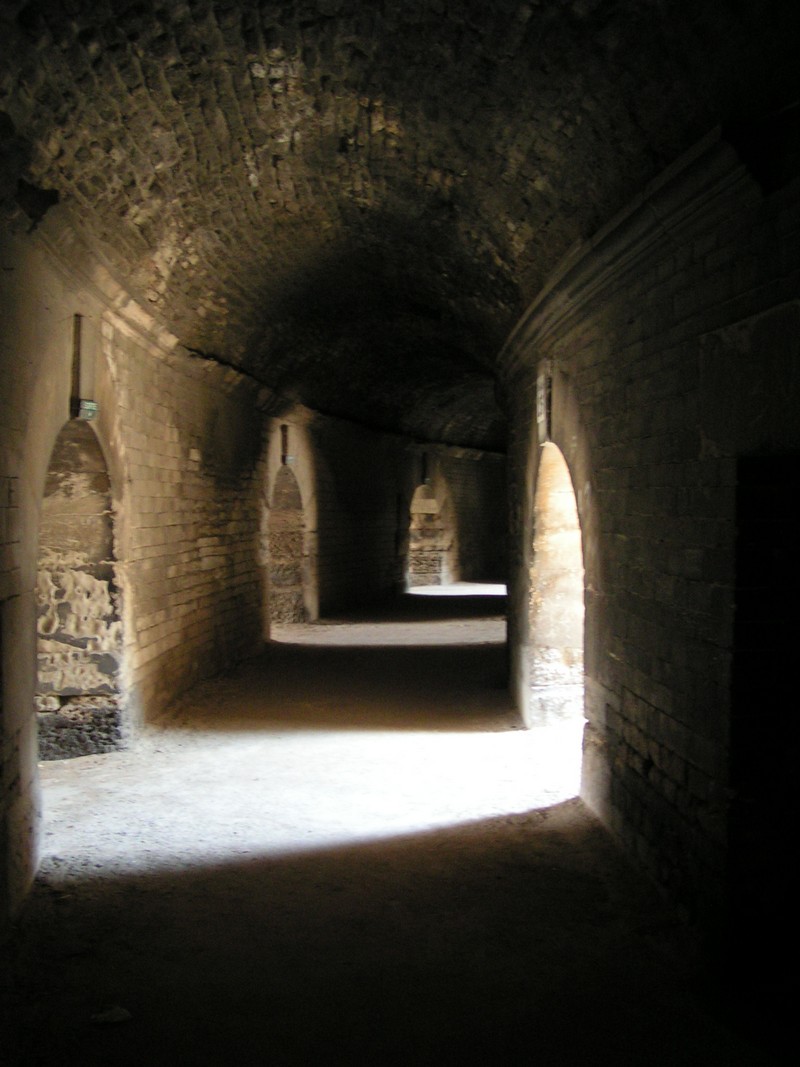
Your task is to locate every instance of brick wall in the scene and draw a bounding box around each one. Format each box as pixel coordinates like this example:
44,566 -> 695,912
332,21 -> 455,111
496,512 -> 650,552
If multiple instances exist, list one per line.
501,131 -> 800,945
101,321 -> 265,718
437,449 -> 507,583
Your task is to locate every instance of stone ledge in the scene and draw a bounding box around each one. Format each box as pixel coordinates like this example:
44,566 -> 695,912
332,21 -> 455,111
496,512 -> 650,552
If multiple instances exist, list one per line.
498,131 -> 756,379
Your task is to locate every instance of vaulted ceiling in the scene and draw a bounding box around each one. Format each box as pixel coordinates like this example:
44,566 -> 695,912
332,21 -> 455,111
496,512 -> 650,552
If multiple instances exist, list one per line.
2,0 -> 798,449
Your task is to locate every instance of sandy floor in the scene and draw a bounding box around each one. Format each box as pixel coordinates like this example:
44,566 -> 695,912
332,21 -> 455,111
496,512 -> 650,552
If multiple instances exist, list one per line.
1,588 -> 780,1064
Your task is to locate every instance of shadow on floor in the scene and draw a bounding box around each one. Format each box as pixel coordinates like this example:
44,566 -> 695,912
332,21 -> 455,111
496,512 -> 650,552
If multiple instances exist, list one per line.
166,639 -> 516,734
327,589 -> 508,623
2,799 -> 773,1067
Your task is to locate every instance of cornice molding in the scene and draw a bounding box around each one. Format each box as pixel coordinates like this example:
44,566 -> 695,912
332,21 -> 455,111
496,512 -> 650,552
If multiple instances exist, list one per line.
498,130 -> 756,381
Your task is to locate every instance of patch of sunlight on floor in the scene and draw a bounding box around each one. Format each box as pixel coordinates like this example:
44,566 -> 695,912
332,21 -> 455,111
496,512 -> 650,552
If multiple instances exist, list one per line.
38,720 -> 583,881
409,581 -> 507,596
38,592 -> 581,884
273,618 -> 507,646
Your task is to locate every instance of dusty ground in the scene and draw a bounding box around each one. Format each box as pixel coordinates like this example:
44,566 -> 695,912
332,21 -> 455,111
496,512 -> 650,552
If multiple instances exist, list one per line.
1,588 -> 782,1064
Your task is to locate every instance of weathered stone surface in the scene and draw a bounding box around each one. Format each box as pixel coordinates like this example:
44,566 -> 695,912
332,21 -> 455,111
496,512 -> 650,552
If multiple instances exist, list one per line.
36,696 -> 124,761
269,590 -> 305,624
2,0 -> 798,450
35,420 -> 125,758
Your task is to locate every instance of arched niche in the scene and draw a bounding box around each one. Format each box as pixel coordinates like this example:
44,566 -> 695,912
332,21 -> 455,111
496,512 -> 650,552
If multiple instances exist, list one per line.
528,442 -> 585,726
35,419 -> 125,759
268,464 -> 307,624
406,482 -> 452,587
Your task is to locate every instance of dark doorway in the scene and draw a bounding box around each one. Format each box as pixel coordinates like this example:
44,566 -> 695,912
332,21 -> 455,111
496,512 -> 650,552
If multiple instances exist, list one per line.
728,455 -> 796,1034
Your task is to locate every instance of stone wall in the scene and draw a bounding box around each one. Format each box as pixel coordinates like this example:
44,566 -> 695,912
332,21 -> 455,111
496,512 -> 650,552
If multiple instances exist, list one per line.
1,217 -> 76,932
35,420 -> 124,760
501,131 -> 800,955
437,449 -> 507,583
101,314 -> 266,717
407,483 -> 450,587
0,213 -> 267,927
267,464 -> 306,624
527,443 -> 584,726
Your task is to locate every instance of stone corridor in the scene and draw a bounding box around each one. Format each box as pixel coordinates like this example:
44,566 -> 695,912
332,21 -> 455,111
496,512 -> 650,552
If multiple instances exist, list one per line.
1,589 -> 775,1065
3,4 -> 799,1059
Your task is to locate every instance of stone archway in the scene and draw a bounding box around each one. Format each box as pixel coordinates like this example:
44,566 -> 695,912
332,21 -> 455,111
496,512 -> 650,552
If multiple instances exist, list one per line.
407,483 -> 451,587
268,465 -> 307,623
528,442 -> 584,726
35,420 -> 124,759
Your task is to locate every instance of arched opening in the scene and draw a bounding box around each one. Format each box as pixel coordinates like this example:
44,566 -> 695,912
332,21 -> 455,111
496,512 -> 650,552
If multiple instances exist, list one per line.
406,483 -> 452,588
35,420 -> 124,760
528,442 -> 584,727
268,464 -> 307,624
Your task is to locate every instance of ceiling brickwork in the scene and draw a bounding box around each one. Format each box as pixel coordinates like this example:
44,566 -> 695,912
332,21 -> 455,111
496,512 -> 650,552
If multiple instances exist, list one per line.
1,0 -> 798,449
